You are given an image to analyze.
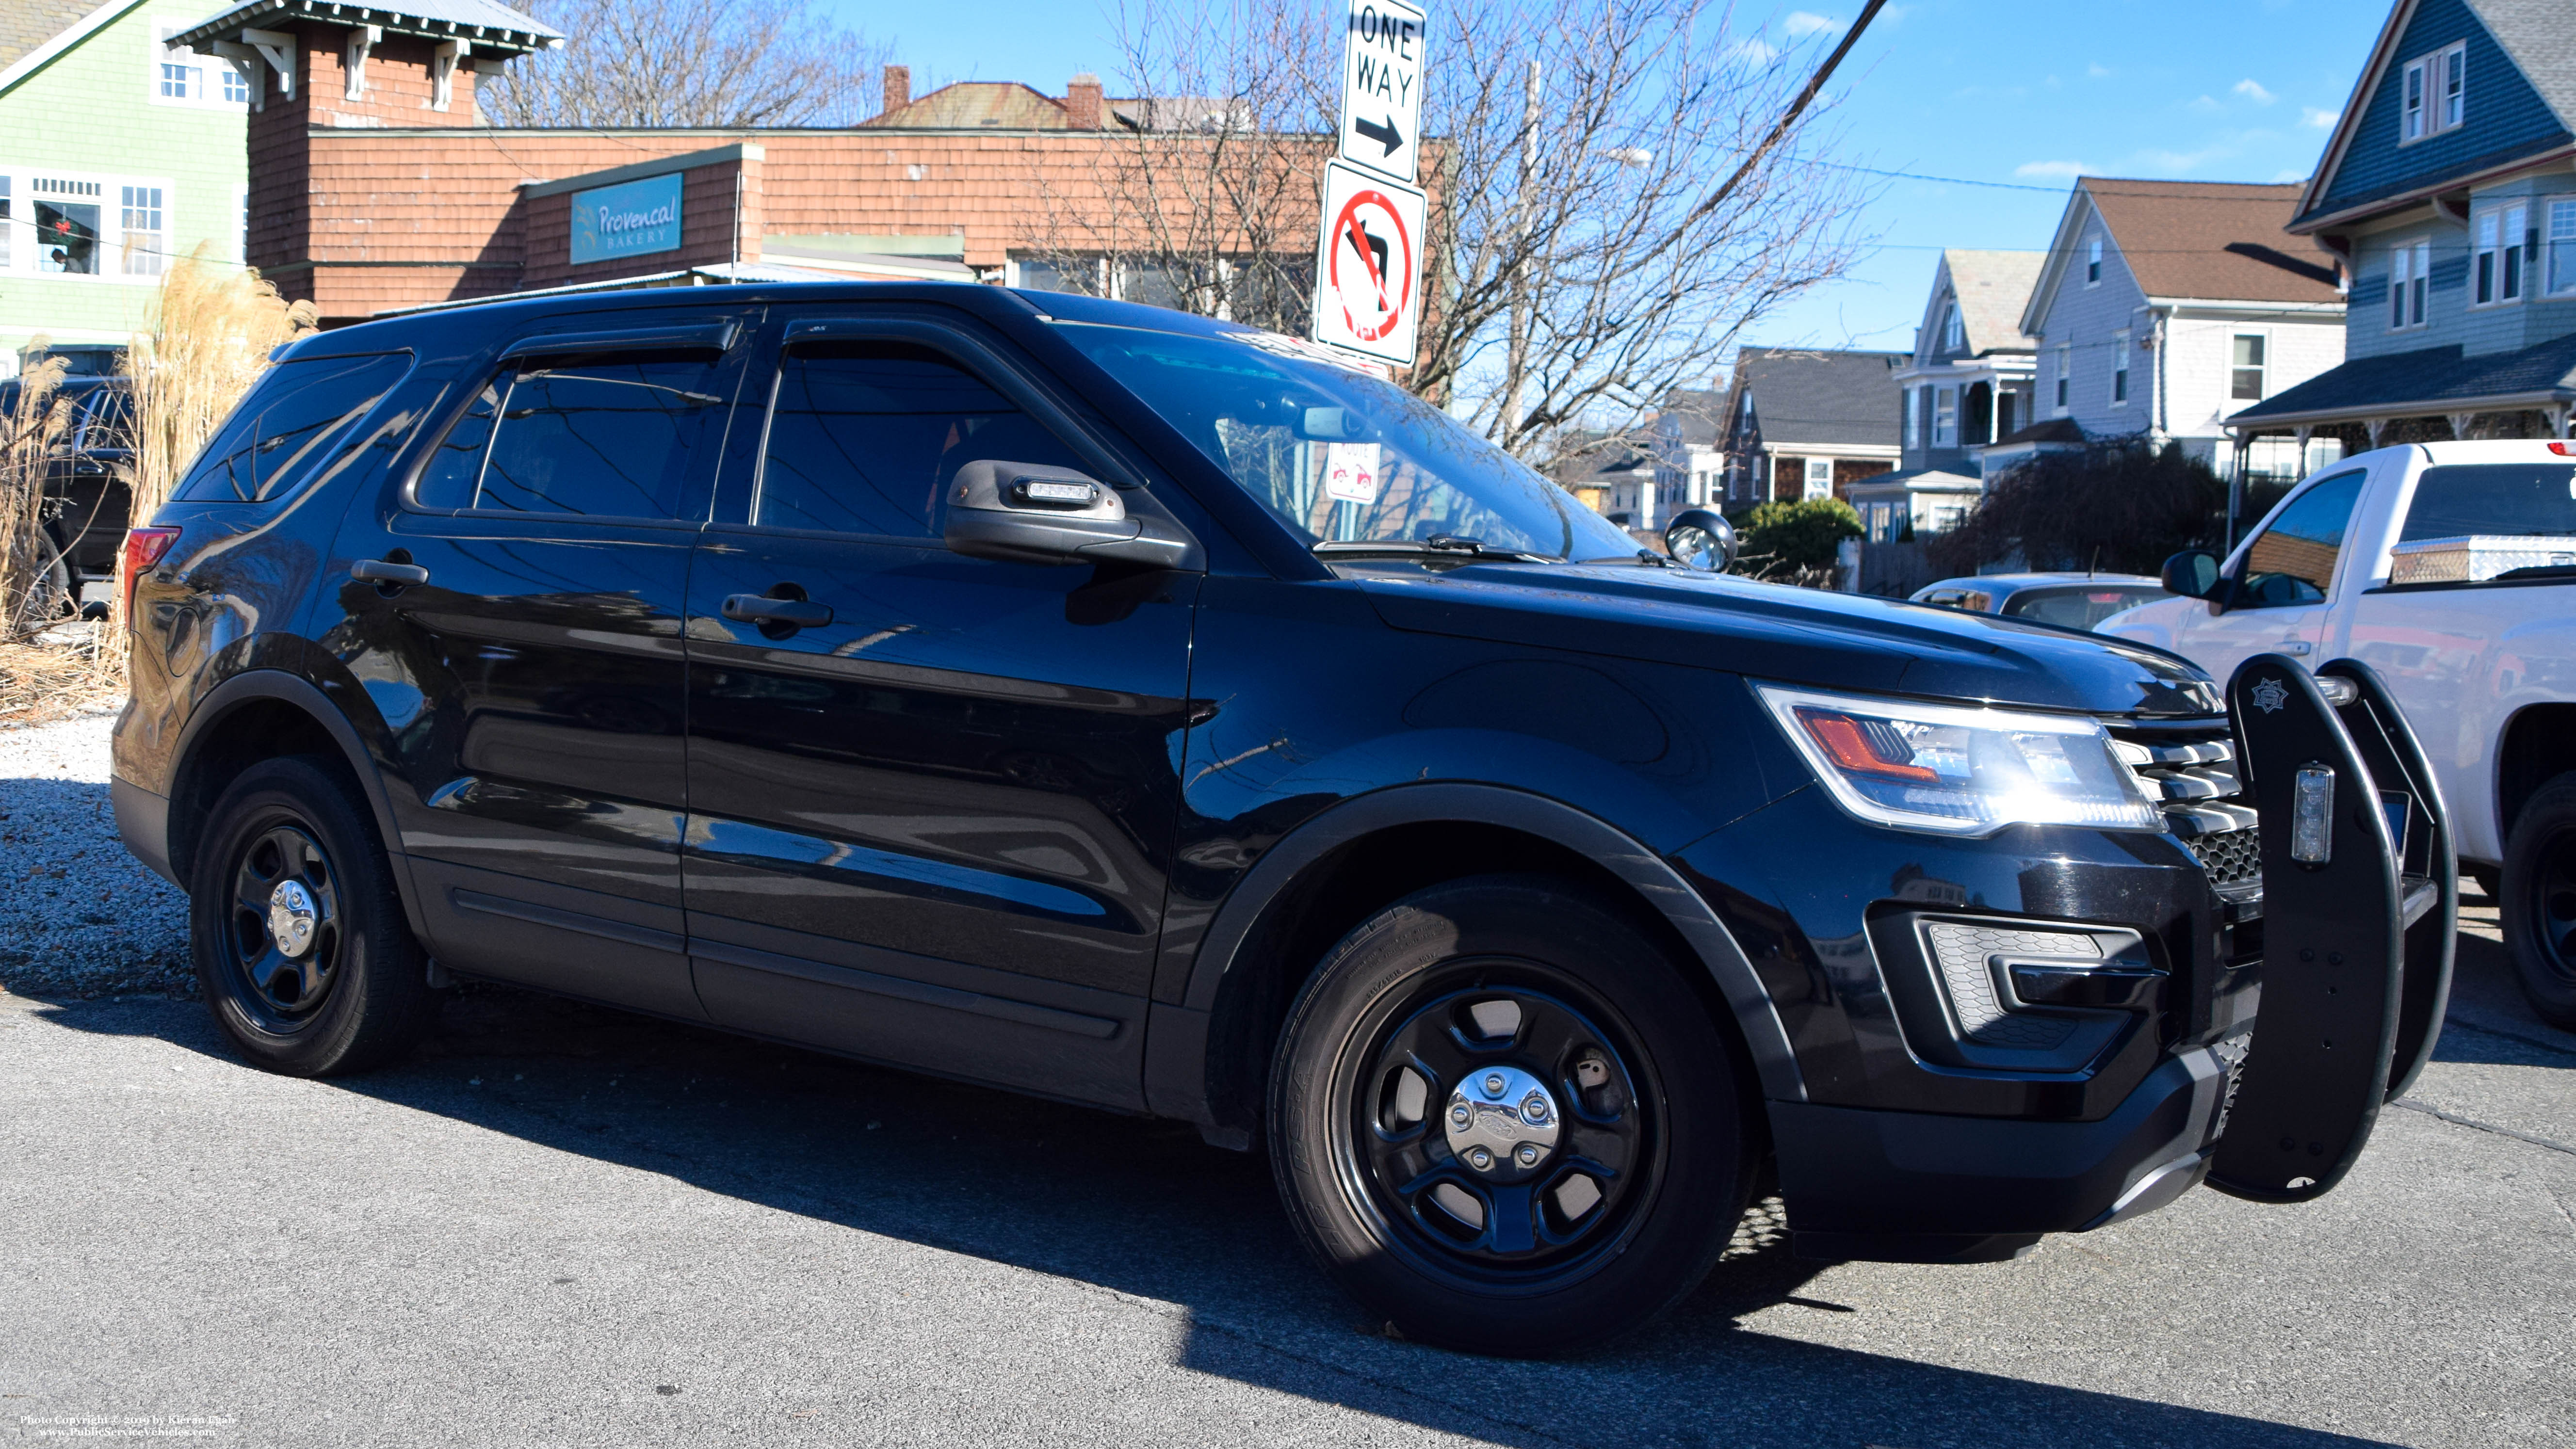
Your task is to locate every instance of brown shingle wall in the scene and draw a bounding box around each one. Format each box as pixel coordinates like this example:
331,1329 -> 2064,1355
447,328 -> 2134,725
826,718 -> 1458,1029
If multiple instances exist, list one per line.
275,126 -> 1330,318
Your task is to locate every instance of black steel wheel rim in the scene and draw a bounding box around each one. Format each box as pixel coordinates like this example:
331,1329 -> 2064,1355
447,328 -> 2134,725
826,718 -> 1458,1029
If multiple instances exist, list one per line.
1331,958 -> 1662,1291
223,821 -> 344,1030
2534,825 -> 2576,983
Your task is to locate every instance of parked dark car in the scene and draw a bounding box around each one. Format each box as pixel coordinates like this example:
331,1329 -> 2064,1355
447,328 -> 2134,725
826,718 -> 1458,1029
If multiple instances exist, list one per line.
111,283 -> 2453,1357
1910,571 -> 2172,631
1,373 -> 135,616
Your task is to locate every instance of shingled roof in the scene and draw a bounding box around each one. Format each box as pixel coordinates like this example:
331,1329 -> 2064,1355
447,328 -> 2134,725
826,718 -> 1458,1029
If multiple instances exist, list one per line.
1735,347 -> 1905,450
866,82 -> 1077,130
2085,179 -> 2343,304
1941,250 -> 2044,355
0,0 -> 110,77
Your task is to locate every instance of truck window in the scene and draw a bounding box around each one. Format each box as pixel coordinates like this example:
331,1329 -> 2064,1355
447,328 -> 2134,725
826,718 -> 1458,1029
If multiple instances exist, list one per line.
413,351 -> 723,519
749,339 -> 1083,538
177,353 -> 412,503
2003,585 -> 2170,629
2399,463 -> 2576,540
2236,469 -> 2366,607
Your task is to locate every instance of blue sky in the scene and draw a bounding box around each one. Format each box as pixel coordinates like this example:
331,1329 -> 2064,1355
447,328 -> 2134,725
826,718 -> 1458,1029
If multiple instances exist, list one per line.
832,0 -> 2391,369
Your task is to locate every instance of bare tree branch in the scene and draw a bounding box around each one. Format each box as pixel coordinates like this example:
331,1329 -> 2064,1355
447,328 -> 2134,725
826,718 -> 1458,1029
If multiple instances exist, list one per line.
481,0 -> 892,128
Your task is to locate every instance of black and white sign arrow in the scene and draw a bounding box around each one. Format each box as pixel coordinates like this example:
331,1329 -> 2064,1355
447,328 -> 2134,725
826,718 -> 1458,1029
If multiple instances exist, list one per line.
1351,114 -> 1405,157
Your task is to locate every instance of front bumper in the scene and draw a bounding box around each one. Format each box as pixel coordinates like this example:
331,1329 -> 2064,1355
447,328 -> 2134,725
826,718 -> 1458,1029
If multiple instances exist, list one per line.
1767,1044 -> 2234,1261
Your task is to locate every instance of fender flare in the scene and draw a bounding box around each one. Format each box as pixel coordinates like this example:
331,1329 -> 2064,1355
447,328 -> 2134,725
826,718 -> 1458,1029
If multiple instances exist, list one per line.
167,667 -> 431,942
1150,782 -> 1805,1134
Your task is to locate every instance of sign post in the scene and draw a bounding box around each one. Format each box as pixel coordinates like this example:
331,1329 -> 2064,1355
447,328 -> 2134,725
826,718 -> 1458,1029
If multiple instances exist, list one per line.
1312,0 -> 1429,367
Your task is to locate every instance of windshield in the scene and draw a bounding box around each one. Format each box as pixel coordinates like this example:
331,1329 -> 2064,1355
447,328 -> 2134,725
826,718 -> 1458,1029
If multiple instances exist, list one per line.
2003,585 -> 2171,630
1053,323 -> 1641,561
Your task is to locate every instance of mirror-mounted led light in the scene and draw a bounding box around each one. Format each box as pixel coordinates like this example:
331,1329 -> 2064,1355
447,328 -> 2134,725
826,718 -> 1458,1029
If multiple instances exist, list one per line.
1756,684 -> 2162,837
1012,478 -> 1098,508
2315,676 -> 2358,707
2290,764 -> 2335,864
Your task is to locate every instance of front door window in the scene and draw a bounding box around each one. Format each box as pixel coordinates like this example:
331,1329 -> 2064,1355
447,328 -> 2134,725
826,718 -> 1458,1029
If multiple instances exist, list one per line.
2236,469 -> 2367,607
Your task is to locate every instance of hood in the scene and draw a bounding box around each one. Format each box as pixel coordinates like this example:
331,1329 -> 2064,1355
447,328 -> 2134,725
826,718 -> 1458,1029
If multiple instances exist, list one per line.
1353,562 -> 2222,718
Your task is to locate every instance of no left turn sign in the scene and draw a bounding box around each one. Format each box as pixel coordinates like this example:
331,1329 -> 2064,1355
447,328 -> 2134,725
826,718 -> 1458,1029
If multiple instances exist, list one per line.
1311,160 -> 1426,367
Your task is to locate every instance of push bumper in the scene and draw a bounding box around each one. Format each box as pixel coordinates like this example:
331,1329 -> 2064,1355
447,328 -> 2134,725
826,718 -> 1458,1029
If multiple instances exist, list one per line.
112,774 -> 178,886
1767,1045 -> 2233,1263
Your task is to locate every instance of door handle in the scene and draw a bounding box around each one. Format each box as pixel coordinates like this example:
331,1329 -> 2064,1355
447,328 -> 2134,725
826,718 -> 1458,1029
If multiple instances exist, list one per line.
351,558 -> 431,587
721,592 -> 834,630
2278,640 -> 2313,656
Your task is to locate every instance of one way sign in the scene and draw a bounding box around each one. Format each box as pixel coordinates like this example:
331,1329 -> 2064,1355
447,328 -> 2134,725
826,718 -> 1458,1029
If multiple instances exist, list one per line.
1338,0 -> 1425,185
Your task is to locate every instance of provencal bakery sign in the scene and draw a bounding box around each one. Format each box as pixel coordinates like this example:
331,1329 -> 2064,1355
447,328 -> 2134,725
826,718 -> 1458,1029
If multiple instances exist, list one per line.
570,172 -> 682,265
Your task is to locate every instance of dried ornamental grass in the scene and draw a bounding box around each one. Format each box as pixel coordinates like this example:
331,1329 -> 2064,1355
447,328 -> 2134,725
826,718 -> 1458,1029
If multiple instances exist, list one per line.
123,249 -> 317,525
1,354 -> 74,637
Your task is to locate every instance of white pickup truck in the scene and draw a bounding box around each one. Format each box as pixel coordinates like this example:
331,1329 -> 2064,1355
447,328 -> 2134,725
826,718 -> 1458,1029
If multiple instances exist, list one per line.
2103,440 -> 2576,1028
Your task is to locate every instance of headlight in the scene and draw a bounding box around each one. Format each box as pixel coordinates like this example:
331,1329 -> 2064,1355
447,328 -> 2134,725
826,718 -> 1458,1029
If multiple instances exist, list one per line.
1755,684 -> 2161,836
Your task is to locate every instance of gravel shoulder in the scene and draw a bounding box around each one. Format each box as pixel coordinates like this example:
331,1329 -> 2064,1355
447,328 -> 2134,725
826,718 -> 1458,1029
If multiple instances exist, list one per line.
0,710 -> 194,1000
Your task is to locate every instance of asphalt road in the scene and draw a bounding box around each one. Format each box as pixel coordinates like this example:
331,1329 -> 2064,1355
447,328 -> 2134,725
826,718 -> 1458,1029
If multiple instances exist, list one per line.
2,722 -> 2571,1448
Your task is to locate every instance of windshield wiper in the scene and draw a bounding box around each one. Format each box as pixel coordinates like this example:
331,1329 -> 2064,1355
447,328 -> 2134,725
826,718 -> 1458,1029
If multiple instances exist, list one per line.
1312,535 -> 1553,563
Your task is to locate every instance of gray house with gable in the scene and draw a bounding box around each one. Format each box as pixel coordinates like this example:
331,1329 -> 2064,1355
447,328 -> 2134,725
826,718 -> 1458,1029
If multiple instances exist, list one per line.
2232,0 -> 2576,452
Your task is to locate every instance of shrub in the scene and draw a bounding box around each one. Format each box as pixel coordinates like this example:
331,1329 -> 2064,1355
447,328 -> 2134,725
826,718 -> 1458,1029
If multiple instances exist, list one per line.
1734,497 -> 1862,574
1926,437 -> 2225,578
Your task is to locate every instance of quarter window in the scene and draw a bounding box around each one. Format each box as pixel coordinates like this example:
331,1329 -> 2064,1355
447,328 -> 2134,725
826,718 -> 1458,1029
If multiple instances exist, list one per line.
414,352 -> 727,519
2236,469 -> 2367,607
2230,334 -> 2266,401
752,340 -> 1083,538
177,353 -> 412,503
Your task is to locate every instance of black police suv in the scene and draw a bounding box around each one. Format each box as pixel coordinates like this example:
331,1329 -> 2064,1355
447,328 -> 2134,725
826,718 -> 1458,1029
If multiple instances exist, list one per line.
111,283 -> 2456,1357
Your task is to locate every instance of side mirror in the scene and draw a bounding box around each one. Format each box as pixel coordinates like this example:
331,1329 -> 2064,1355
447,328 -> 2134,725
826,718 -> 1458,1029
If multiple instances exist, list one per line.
943,460 -> 1203,572
2161,549 -> 2223,600
1664,509 -> 1738,573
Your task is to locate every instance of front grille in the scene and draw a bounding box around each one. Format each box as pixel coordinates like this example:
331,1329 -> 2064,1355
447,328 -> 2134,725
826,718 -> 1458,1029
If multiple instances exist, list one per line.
2108,718 -> 2261,896
2187,825 -> 2262,886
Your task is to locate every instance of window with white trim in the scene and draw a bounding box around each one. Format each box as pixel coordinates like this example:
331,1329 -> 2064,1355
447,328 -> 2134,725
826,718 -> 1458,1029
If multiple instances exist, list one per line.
1803,456 -> 1834,499
2401,42 -> 2466,144
2,171 -> 180,282
2085,237 -> 2102,286
120,186 -> 163,275
153,27 -> 246,110
2473,201 -> 2530,305
1940,302 -> 1963,353
1933,386 -> 1956,446
1902,386 -> 1916,443
0,175 -> 10,271
2111,334 -> 2129,405
2054,343 -> 2069,413
2390,236 -> 2430,328
2231,334 -> 2266,401
2547,198 -> 2576,297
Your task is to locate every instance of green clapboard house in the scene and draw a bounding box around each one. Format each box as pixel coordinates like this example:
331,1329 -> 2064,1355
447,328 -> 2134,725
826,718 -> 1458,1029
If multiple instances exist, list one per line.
0,0 -> 249,376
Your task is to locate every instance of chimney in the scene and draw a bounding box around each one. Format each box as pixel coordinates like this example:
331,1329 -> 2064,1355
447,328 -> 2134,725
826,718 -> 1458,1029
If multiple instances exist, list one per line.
1066,72 -> 1102,129
880,64 -> 909,117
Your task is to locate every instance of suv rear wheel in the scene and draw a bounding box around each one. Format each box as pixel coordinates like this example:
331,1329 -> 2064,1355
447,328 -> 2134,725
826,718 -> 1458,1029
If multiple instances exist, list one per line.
1267,874 -> 1753,1357
2500,772 -> 2576,1029
190,756 -> 439,1075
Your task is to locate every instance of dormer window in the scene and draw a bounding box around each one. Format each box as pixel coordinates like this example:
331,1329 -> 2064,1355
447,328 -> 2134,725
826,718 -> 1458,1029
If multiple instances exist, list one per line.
2401,42 -> 2466,143
1940,303 -> 1963,353
2085,237 -> 2102,286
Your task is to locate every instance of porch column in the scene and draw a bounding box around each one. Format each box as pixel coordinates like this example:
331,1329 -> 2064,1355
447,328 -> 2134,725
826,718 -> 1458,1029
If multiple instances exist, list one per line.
2225,431 -> 2249,551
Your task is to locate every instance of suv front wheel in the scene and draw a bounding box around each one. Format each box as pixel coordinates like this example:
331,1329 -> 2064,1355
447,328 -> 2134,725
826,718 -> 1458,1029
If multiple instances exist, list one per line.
1268,875 -> 1755,1356
190,756 -> 439,1075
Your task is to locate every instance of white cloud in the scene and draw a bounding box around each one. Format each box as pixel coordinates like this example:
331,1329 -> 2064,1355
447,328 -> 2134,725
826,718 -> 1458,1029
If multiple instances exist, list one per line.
1728,36 -> 1780,62
1784,11 -> 1841,36
2014,160 -> 2090,179
2271,167 -> 2312,183
2233,78 -> 2276,105
2088,63 -> 2113,79
2186,94 -> 2224,114
2140,145 -> 2228,171
2301,105 -> 2340,129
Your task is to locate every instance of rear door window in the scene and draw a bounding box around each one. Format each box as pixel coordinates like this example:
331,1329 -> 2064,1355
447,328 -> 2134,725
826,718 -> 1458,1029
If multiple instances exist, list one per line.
2399,463 -> 2576,540
178,353 -> 413,503
2237,469 -> 2367,606
414,352 -> 729,519
751,339 -> 1085,538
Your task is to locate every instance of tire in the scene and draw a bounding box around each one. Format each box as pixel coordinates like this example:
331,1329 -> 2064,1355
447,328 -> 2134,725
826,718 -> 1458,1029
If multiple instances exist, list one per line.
2499,772 -> 2576,1030
1267,874 -> 1754,1357
189,755 -> 439,1075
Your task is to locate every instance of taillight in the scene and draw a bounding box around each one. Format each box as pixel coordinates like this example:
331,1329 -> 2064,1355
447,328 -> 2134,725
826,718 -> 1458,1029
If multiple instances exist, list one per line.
122,526 -> 181,619
2550,442 -> 2576,456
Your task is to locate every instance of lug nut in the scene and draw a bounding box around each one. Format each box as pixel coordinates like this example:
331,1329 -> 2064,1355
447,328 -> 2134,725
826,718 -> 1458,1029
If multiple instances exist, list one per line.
1521,1093 -> 1551,1124
1482,1074 -> 1506,1097
1450,1104 -> 1473,1127
1516,1143 -> 1541,1167
1467,1146 -> 1493,1171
